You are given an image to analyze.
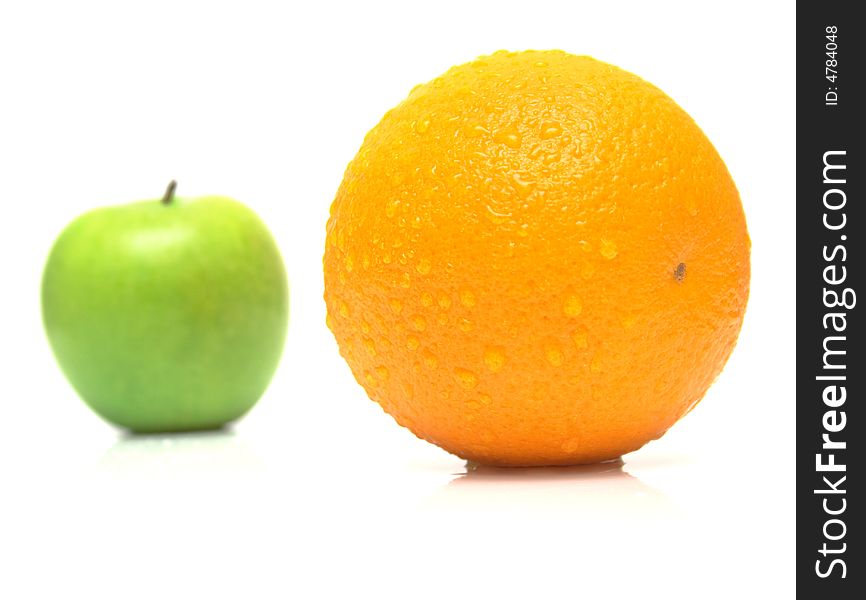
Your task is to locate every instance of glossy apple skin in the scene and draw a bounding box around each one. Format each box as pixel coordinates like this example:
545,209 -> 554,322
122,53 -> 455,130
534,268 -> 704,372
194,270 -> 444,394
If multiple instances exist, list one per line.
42,195 -> 289,432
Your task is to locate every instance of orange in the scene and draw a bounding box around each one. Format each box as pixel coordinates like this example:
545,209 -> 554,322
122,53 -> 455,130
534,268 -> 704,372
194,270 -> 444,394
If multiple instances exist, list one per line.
324,50 -> 750,466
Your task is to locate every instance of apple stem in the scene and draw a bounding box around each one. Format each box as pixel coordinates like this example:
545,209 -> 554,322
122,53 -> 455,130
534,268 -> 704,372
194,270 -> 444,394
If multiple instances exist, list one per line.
161,180 -> 178,206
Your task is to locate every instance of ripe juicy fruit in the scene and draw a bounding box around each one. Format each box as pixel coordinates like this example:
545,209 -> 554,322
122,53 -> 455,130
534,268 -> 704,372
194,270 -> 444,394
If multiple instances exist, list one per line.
43,182 -> 289,432
324,50 -> 750,466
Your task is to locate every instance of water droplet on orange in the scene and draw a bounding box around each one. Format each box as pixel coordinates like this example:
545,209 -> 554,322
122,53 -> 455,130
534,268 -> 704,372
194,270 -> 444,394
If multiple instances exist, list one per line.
407,335 -> 420,351
416,258 -> 432,275
600,239 -> 618,260
386,199 -> 400,218
563,294 -> 583,317
454,368 -> 479,389
422,349 -> 439,369
459,290 -> 477,307
485,204 -> 512,224
415,118 -> 430,134
411,314 -> 427,332
546,346 -> 564,367
484,348 -> 506,372
493,128 -> 522,149
543,151 -> 561,164
540,120 -> 562,139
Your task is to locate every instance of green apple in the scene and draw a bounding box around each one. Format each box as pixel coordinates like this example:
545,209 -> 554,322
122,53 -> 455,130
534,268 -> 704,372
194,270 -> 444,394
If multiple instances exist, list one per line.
42,181 -> 289,432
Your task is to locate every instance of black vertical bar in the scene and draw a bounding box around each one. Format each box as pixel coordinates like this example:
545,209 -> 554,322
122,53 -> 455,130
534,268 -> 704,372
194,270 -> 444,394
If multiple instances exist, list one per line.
797,2 -> 862,596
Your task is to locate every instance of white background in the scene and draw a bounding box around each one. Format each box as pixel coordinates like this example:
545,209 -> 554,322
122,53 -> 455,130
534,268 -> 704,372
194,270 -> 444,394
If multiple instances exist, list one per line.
0,1 -> 795,598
